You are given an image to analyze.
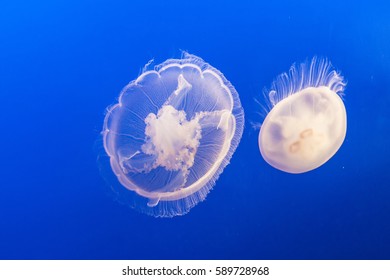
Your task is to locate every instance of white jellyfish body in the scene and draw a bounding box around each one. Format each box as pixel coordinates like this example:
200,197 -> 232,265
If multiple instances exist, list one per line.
258,57 -> 347,174
102,53 -> 244,217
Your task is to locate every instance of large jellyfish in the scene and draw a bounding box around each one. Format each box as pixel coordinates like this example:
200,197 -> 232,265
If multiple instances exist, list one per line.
102,53 -> 244,217
258,57 -> 347,174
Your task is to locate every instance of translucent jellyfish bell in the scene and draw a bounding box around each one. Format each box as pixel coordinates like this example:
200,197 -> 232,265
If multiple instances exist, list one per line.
258,57 -> 347,174
102,53 -> 244,217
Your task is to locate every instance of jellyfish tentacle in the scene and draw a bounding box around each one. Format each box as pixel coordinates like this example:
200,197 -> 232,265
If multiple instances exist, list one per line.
147,168 -> 190,207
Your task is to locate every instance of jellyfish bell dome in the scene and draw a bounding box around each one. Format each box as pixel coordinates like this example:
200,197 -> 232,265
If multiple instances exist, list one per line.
258,57 -> 347,174
102,53 -> 244,217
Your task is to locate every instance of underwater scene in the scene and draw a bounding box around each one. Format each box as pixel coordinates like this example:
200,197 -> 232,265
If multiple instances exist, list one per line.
1,0 -> 389,259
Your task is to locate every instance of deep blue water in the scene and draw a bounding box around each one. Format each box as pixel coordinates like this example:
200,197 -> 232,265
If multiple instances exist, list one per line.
1,0 -> 389,259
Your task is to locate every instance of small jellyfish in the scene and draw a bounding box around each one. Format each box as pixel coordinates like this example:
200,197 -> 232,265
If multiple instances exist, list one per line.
258,57 -> 347,174
102,53 -> 244,217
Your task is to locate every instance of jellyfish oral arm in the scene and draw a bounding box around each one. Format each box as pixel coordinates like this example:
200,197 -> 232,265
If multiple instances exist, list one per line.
142,105 -> 201,172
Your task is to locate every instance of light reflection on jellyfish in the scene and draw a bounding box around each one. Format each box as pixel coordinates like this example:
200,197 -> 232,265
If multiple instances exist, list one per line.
101,53 -> 244,217
258,57 -> 347,174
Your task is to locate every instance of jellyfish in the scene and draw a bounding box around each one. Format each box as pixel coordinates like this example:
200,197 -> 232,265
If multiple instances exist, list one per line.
258,57 -> 347,174
101,53 -> 244,217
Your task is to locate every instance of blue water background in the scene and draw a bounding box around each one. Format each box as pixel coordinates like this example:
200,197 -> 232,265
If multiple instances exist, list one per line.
1,0 -> 389,259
